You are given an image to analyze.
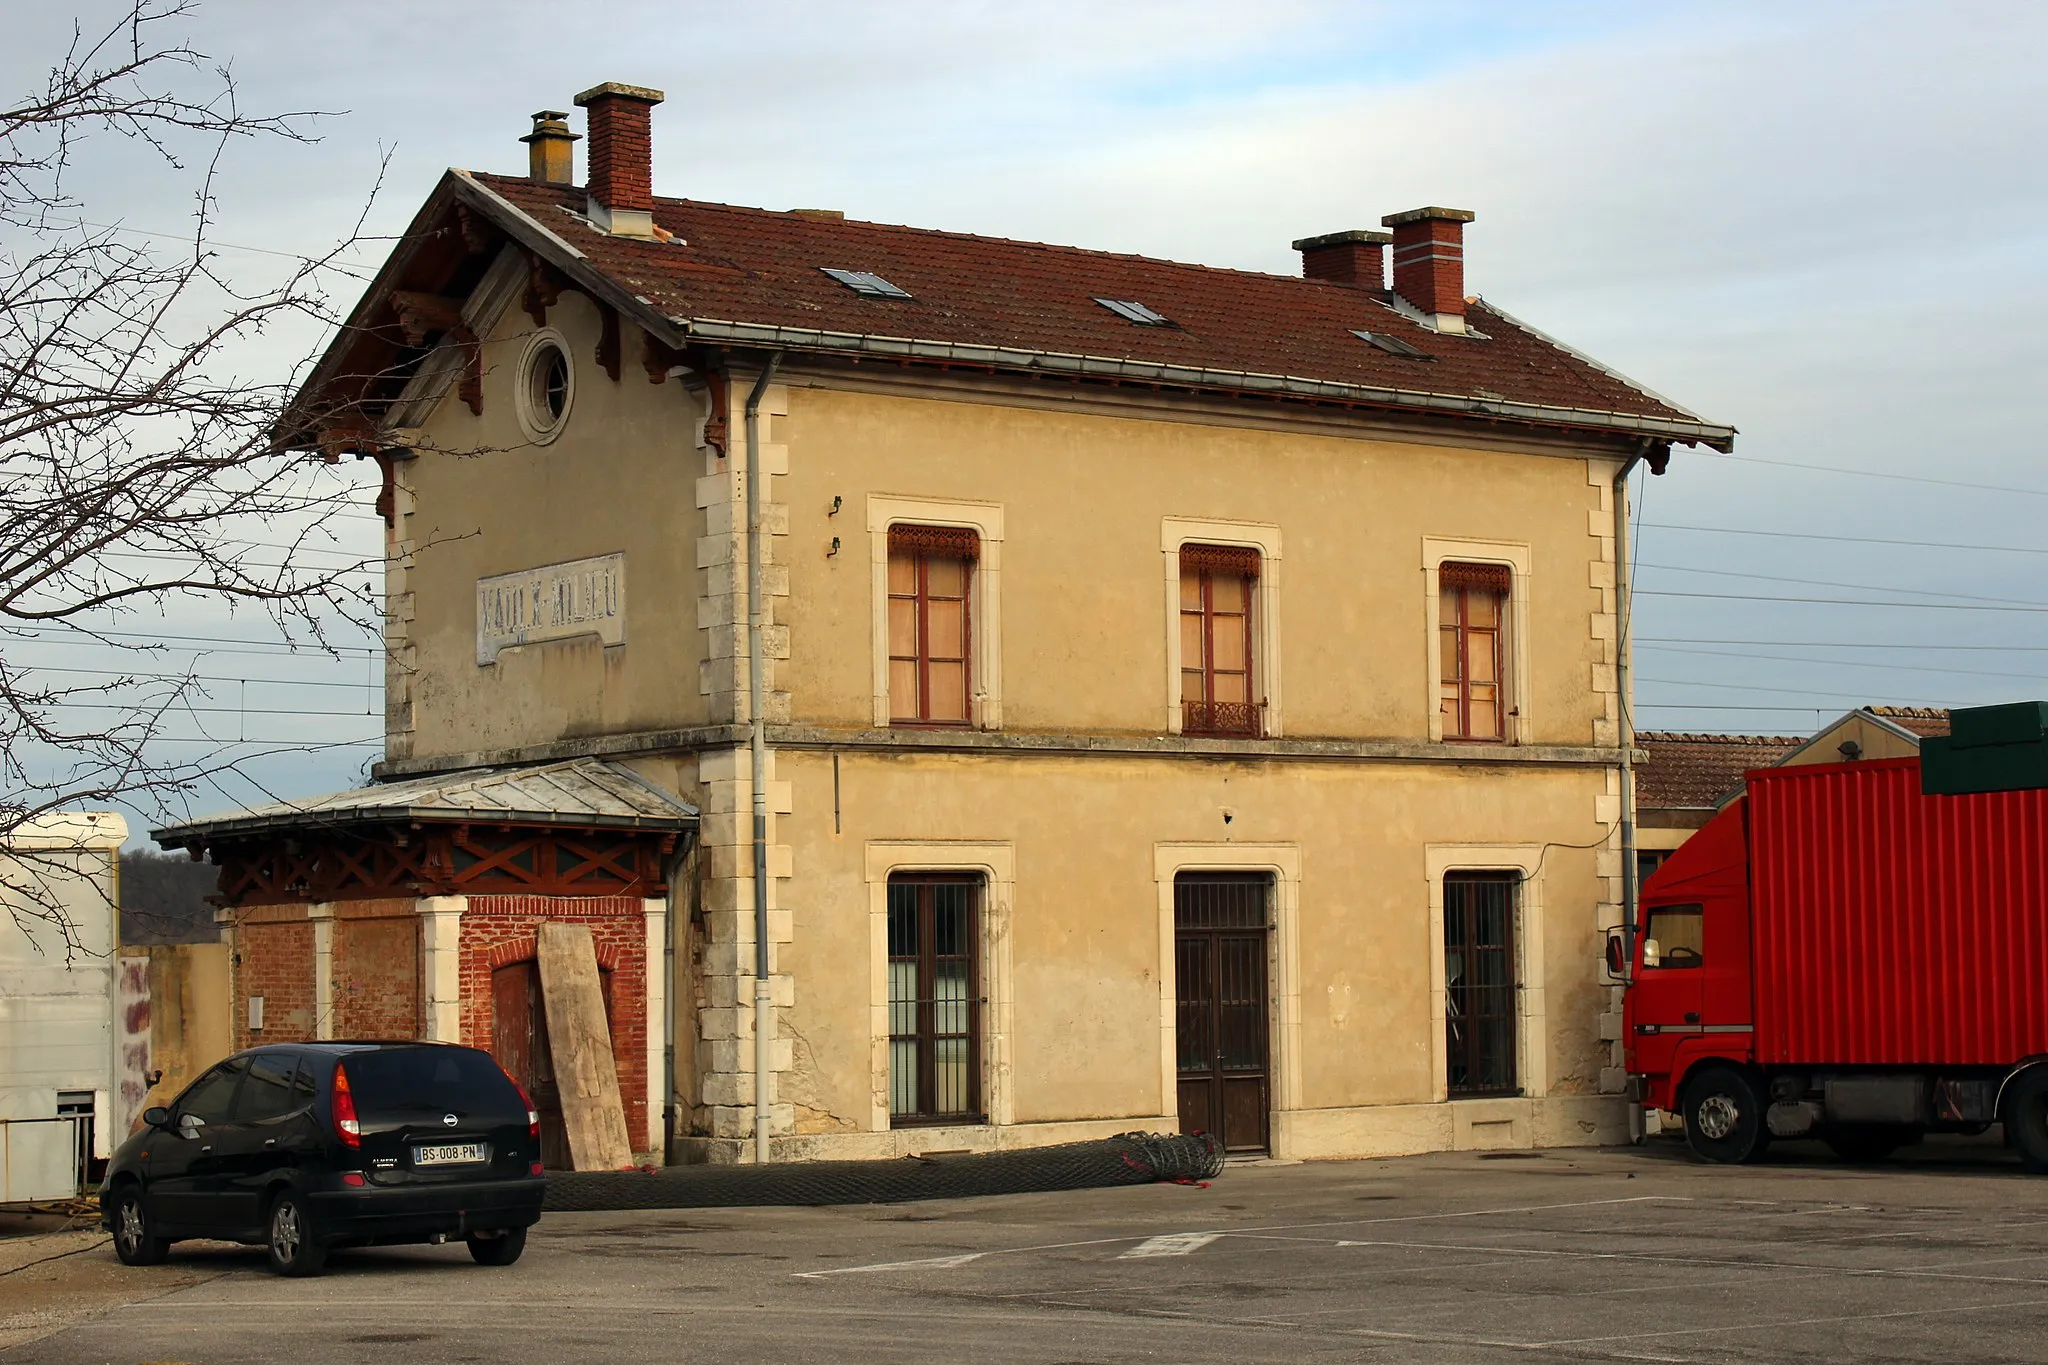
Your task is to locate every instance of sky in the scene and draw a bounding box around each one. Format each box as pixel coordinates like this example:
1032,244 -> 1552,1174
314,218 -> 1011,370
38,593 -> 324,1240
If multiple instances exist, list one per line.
6,0 -> 2047,838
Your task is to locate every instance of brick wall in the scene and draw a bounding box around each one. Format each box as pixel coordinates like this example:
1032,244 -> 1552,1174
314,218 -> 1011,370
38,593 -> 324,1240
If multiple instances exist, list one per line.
233,909 -> 314,1049
333,902 -> 422,1039
459,895 -> 649,1153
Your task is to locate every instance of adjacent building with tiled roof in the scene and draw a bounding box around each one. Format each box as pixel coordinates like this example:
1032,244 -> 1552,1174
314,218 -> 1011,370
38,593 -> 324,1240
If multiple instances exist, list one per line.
169,83 -> 1739,1166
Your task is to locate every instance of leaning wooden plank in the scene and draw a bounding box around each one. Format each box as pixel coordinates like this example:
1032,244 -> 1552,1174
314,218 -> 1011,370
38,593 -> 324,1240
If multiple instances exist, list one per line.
535,922 -> 634,1171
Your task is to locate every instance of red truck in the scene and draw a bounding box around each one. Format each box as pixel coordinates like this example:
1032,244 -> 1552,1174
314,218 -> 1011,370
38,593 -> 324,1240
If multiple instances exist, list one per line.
1621,753 -> 2048,1167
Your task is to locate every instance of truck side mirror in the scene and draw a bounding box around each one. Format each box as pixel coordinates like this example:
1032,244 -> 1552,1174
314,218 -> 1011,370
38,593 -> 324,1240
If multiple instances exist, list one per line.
141,1106 -> 170,1129
1604,931 -> 1625,977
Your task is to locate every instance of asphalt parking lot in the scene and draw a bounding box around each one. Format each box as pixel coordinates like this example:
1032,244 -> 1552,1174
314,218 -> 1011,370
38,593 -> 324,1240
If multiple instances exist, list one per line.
9,1133 -> 2048,1364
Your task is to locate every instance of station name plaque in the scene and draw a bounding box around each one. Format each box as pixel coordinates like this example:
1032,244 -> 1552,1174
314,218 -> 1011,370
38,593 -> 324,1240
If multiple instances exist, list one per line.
476,552 -> 625,663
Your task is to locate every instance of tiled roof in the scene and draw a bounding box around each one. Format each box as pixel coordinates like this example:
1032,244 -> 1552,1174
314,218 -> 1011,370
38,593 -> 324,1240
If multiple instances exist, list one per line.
1636,732 -> 1806,811
153,758 -> 696,843
437,171 -> 1731,449
1866,705 -> 1951,738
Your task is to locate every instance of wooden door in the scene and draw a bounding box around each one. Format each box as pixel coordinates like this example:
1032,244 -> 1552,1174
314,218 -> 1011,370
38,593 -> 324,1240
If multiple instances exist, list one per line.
1174,874 -> 1271,1153
491,960 -> 568,1168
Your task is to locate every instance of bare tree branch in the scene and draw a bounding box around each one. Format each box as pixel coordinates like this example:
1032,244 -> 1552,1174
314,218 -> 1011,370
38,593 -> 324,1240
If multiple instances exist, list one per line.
1,1 -> 383,958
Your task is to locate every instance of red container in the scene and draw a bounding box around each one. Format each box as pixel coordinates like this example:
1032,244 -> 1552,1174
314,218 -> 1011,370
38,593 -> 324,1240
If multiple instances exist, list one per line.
1746,757 -> 2048,1067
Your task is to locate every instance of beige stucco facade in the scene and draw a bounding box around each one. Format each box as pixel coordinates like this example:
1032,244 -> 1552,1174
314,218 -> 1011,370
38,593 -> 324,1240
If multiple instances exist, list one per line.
376,285 -> 1636,1160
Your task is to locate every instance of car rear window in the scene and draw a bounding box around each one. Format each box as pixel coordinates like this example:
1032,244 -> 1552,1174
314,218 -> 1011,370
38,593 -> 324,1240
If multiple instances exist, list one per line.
340,1047 -> 522,1122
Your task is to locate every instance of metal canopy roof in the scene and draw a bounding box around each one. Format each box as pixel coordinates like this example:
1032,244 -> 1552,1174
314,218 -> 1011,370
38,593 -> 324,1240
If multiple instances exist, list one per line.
152,758 -> 697,845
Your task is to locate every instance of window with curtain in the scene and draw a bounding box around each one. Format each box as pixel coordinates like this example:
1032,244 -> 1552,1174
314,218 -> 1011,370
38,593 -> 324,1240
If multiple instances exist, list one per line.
888,525 -> 977,725
1179,544 -> 1260,737
1439,561 -> 1510,741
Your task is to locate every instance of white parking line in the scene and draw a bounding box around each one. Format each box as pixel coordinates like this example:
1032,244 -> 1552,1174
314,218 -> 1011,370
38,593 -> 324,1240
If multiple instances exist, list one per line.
1120,1232 -> 1221,1259
797,1252 -> 985,1277
793,1195 -> 1685,1278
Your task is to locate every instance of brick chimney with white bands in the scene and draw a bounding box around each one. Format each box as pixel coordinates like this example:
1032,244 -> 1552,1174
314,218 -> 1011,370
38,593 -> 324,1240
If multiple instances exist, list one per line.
574,82 -> 664,239
1382,207 -> 1475,334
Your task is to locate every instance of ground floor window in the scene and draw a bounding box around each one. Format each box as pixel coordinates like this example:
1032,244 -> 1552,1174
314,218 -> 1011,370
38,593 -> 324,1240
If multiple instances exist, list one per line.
1444,871 -> 1519,1097
887,874 -> 982,1124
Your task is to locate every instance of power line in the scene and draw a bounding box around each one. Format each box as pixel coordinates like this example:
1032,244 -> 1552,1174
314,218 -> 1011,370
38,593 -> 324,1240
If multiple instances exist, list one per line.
45,702 -> 373,718
1639,643 -> 2048,684
15,664 -> 377,690
1639,676 -> 1953,706
1641,522 -> 2048,557
1696,451 -> 2048,499
1634,560 -> 2048,608
1636,590 -> 2048,613
3,626 -> 378,655
1636,636 -> 2048,652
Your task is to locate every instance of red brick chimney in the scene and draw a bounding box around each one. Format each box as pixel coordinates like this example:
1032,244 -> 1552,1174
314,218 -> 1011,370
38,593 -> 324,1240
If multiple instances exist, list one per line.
1382,207 -> 1475,332
1291,230 -> 1392,288
573,82 -> 664,239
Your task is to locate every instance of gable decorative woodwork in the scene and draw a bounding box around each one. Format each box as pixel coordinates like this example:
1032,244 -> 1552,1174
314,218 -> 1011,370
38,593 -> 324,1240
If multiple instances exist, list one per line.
192,823 -> 679,906
596,301 -> 622,382
389,291 -> 482,416
523,250 -> 566,327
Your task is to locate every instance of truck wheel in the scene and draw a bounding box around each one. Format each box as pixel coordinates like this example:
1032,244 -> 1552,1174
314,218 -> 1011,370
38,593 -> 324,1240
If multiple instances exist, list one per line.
1682,1065 -> 1770,1164
2005,1070 -> 2048,1173
1824,1125 -> 1913,1163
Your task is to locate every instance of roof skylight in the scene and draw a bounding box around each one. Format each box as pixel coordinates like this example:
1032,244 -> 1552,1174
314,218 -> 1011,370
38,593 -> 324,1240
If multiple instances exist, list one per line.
822,268 -> 913,299
1094,297 -> 1173,326
1351,329 -> 1431,359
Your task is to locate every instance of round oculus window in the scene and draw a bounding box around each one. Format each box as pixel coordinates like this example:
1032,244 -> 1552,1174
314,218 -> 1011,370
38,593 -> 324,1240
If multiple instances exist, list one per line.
517,331 -> 574,444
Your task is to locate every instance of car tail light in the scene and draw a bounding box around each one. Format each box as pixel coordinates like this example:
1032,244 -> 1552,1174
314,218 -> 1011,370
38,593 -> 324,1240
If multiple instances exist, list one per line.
529,1160 -> 544,1177
332,1062 -> 362,1147
515,1081 -> 539,1139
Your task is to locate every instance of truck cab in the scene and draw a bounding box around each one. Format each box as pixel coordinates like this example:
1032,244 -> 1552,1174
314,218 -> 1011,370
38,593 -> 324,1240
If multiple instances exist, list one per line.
1624,801 -> 1756,1116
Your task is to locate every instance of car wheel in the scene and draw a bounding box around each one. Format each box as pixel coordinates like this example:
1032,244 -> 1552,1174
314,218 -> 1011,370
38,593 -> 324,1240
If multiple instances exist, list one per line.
2005,1070 -> 2048,1173
1682,1065 -> 1770,1164
466,1226 -> 527,1266
109,1186 -> 169,1267
265,1192 -> 328,1277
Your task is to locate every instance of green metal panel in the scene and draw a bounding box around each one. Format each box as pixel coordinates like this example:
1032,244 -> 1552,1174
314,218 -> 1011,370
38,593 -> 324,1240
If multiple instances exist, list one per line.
1946,700 -> 2048,750
1922,702 -> 2048,795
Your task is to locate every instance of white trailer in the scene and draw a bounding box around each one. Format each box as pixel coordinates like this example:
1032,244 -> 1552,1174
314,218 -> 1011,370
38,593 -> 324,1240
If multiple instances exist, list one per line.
0,811 -> 126,1203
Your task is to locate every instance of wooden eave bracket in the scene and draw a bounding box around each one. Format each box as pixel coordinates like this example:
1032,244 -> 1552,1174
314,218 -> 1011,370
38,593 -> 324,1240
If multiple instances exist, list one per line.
596,300 -> 621,382
390,290 -> 482,416
523,250 -> 566,327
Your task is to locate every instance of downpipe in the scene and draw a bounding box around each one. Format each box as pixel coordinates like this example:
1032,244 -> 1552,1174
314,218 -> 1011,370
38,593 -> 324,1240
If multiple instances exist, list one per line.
745,353 -> 783,1164
1613,442 -> 1659,1143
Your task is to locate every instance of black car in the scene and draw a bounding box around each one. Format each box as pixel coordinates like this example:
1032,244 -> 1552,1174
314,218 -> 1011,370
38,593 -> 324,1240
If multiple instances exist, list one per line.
102,1041 -> 545,1276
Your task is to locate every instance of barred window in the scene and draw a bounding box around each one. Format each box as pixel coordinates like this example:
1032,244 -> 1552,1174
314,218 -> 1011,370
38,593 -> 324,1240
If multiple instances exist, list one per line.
1445,871 -> 1518,1097
887,875 -> 982,1125
1179,544 -> 1261,737
887,525 -> 977,725
1439,561 -> 1509,741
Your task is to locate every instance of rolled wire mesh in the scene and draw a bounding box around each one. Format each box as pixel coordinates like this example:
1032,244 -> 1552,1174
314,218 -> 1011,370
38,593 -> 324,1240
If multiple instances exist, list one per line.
543,1131 -> 1224,1212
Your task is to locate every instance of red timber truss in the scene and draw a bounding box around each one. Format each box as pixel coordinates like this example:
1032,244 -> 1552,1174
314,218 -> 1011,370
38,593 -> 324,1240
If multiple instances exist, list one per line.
186,823 -> 678,907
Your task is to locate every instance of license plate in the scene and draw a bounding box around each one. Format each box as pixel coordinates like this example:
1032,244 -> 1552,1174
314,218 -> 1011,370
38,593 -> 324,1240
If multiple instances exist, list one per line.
413,1142 -> 487,1166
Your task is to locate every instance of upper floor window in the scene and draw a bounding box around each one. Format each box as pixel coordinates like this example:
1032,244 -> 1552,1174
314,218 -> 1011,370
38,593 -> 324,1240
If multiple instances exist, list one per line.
888,525 -> 978,726
1439,561 -> 1509,742
1180,544 -> 1261,737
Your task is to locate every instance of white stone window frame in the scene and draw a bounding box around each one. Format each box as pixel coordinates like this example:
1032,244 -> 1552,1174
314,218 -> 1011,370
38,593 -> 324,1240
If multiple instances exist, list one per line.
1425,844 -> 1548,1103
1161,518 -> 1284,737
863,840 -> 1015,1132
1422,536 -> 1532,745
513,325 -> 575,446
868,496 -> 1005,730
1151,843 -> 1303,1139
